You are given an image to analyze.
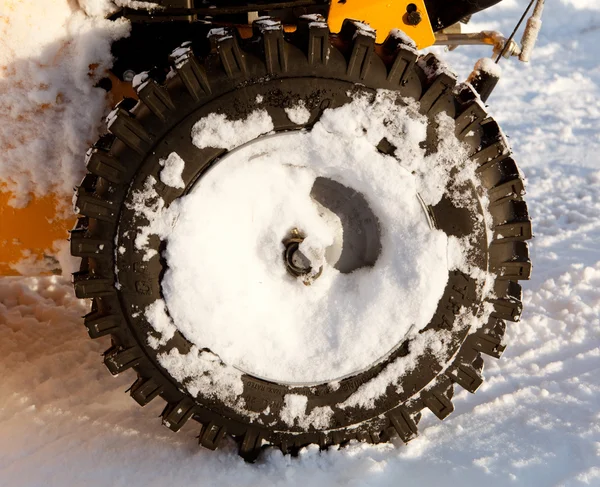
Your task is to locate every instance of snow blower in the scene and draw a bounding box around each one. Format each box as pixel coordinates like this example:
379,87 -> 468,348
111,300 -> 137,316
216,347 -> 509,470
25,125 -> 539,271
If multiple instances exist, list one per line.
0,0 -> 541,460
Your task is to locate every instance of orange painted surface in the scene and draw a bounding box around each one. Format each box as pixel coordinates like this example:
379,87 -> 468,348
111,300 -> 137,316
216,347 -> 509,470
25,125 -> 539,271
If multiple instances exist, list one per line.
328,0 -> 435,47
107,72 -> 137,105
0,190 -> 74,276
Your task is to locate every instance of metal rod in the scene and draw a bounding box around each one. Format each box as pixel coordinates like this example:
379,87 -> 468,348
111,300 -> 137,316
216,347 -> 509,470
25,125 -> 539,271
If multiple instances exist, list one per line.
434,31 -> 520,58
435,32 -> 501,47
495,0 -> 536,63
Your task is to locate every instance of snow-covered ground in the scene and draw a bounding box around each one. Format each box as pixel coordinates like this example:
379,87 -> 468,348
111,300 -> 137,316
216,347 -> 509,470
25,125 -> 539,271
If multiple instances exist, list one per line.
1,0 -> 599,485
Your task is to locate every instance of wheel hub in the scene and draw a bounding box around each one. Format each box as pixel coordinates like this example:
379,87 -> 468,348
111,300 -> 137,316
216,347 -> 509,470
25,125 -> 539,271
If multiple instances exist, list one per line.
283,229 -> 323,285
158,130 -> 450,384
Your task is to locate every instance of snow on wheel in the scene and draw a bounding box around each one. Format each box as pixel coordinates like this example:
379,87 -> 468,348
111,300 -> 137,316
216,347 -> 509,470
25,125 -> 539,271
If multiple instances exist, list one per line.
72,19 -> 532,461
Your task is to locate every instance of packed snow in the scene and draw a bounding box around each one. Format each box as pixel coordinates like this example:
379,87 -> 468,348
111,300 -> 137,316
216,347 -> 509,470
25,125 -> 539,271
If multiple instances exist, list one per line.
284,100 -> 312,125
192,110 -> 274,150
1,0 -> 600,486
280,394 -> 334,429
158,152 -> 185,189
152,93 -> 470,385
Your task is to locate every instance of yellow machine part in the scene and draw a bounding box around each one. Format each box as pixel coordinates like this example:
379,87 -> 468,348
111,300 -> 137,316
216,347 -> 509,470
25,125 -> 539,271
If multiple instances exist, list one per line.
0,190 -> 74,276
328,0 -> 435,47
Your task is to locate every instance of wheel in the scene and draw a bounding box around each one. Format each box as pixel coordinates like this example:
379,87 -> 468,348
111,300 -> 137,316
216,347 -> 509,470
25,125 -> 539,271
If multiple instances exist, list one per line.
71,17 -> 532,461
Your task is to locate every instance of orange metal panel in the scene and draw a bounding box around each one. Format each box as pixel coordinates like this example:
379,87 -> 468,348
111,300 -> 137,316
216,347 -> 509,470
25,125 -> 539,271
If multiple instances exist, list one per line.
328,0 -> 435,47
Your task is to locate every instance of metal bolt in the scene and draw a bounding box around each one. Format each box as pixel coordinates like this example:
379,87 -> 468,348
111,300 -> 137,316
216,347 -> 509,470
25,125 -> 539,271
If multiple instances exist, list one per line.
122,70 -> 136,82
406,3 -> 422,26
282,229 -> 322,285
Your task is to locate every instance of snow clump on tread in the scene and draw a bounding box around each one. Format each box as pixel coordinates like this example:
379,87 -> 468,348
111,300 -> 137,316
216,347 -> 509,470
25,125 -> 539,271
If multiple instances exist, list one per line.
191,111 -> 274,150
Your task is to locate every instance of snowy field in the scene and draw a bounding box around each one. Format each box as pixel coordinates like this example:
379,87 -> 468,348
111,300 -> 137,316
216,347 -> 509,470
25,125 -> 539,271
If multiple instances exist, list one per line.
1,0 -> 599,485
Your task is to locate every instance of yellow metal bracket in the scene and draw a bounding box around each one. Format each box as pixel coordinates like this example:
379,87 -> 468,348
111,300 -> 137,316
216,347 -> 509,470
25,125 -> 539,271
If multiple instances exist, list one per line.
328,0 -> 435,48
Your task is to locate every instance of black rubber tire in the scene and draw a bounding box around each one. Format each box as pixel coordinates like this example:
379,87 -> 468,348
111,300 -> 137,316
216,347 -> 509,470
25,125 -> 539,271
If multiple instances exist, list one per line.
71,18 -> 532,461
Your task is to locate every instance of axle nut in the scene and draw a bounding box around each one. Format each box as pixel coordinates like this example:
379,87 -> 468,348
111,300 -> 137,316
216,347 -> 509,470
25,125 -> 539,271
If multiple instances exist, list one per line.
405,3 -> 422,26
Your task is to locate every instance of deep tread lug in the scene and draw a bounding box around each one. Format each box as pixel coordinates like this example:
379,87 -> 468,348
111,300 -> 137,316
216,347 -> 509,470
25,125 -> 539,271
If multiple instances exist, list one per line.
469,317 -> 506,358
130,377 -> 163,406
490,281 -> 523,322
490,241 -> 532,280
477,156 -> 520,188
448,362 -> 484,393
297,15 -> 330,66
355,430 -> 371,443
107,108 -> 152,155
495,261 -> 532,280
174,53 -> 211,101
239,428 -> 263,461
331,430 -> 346,445
70,234 -> 112,259
341,21 -> 376,81
199,421 -> 227,449
455,101 -> 487,137
279,438 -> 292,455
162,399 -> 195,432
470,327 -> 506,358
472,139 -> 509,166
489,178 -> 526,203
382,31 -> 417,52
318,432 -> 331,448
369,430 -> 382,444
419,73 -> 456,114
489,199 -> 530,226
75,193 -> 116,222
104,346 -> 142,375
490,297 -> 523,322
209,29 -> 246,78
73,274 -> 114,299
85,148 -> 127,184
423,388 -> 455,420
429,88 -> 457,119
494,280 -> 523,301
253,18 -> 287,74
495,221 -> 533,242
384,38 -> 418,87
386,406 -> 418,443
83,311 -> 119,339
137,80 -> 175,121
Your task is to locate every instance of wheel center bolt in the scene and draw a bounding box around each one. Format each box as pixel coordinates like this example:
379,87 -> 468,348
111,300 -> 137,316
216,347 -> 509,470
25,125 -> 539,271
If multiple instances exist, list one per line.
283,229 -> 322,285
